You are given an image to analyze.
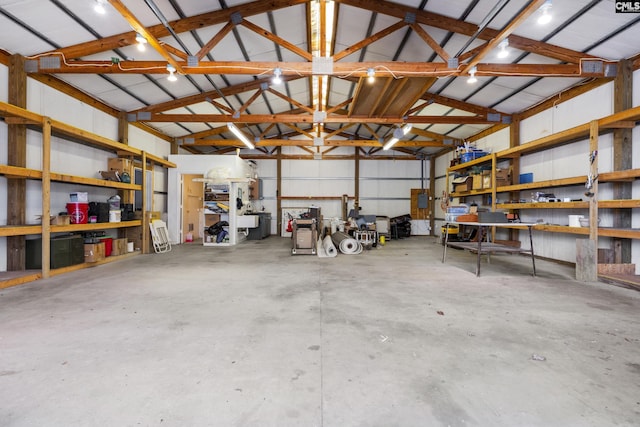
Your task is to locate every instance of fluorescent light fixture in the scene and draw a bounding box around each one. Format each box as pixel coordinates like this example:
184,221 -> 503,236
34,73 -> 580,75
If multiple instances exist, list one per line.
227,122 -> 255,149
94,0 -> 106,14
136,33 -> 147,51
538,0 -> 552,25
166,64 -> 177,82
383,124 -> 412,150
272,67 -> 282,85
467,66 -> 477,84
497,38 -> 509,59
383,137 -> 399,151
367,68 -> 375,84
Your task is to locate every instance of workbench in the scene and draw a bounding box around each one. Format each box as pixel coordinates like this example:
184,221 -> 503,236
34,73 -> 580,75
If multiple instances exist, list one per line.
442,221 -> 538,276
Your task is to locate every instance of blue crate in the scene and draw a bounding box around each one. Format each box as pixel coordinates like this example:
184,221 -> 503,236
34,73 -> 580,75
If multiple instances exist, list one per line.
460,151 -> 488,163
519,172 -> 534,184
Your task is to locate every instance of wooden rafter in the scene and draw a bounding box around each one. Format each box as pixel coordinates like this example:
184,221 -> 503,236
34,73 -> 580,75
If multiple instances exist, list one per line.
267,88 -> 314,114
238,89 -> 264,114
196,21 -> 236,60
240,19 -> 313,61
107,0 -> 184,74
335,0 -> 599,64
460,0 -> 547,75
333,20 -> 408,62
409,23 -> 449,62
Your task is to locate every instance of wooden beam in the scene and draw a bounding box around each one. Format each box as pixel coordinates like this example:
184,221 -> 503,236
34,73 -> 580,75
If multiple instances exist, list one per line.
267,88 -> 315,113
141,113 -> 496,124
107,0 -> 185,74
44,0 -> 310,59
334,20 -> 407,61
240,19 -> 313,61
409,23 -> 449,61
197,21 -> 236,60
335,0 -> 600,64
35,60 -> 613,78
461,0 -> 546,74
238,89 -> 264,114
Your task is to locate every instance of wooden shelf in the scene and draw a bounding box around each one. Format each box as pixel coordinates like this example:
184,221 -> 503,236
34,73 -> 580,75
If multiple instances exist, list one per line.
451,188 -> 493,197
448,153 -> 494,172
497,202 -> 589,209
0,164 -> 141,190
51,220 -> 142,233
529,224 -> 640,239
497,170 -> 640,193
0,225 -> 42,237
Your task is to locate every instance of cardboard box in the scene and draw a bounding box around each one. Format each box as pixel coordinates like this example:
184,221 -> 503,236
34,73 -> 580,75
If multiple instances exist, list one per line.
50,215 -> 71,225
452,176 -> 472,193
495,168 -> 510,184
70,192 -> 89,202
108,158 -> 133,176
472,174 -> 483,190
111,238 -> 128,256
84,242 -> 105,263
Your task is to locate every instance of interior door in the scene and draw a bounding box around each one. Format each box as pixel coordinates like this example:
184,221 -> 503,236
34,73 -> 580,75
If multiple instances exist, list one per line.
182,174 -> 203,243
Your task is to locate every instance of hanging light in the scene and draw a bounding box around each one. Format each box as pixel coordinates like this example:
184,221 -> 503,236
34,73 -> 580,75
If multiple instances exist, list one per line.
166,64 -> 177,82
272,68 -> 282,85
538,0 -> 552,25
467,66 -> 477,84
497,38 -> 509,59
135,33 -> 147,52
227,123 -> 255,149
94,0 -> 106,14
367,68 -> 375,84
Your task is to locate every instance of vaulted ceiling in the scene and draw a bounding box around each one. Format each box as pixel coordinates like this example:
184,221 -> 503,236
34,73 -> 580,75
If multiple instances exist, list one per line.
1,0 -> 639,159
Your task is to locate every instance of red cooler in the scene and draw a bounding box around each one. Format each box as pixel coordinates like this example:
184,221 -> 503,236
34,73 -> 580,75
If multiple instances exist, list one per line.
66,202 -> 89,224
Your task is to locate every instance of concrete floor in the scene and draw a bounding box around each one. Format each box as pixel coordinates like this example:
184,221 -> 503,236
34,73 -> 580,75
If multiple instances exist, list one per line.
1,236 -> 639,427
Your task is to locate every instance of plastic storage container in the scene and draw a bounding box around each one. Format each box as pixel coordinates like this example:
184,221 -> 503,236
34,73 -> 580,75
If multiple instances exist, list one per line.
460,151 -> 488,163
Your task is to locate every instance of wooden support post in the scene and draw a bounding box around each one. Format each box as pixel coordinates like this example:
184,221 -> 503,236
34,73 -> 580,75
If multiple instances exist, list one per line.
42,118 -> 52,278
612,59 -> 632,262
118,112 -> 129,145
276,147 -> 282,235
577,121 -> 599,282
354,148 -> 360,204
429,156 -> 436,235
7,54 -> 27,271
508,116 -> 521,241
141,151 -> 149,254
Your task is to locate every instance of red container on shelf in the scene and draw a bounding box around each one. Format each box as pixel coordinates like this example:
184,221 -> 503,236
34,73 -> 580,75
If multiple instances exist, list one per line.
66,202 -> 89,224
100,237 -> 113,257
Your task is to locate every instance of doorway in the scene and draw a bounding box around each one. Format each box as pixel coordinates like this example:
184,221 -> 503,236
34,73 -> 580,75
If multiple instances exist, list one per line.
181,174 -> 203,243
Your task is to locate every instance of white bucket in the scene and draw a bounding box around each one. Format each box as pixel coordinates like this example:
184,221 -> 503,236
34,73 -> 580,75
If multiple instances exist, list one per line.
109,210 -> 121,223
568,215 -> 584,227
127,242 -> 134,252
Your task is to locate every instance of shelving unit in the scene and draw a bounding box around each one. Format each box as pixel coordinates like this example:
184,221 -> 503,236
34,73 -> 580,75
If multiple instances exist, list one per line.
0,101 -> 175,288
445,104 -> 640,280
446,105 -> 640,238
202,182 -> 231,246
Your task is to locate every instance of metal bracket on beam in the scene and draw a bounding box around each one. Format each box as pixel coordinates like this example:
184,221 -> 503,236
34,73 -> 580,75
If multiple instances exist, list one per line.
314,137 -> 324,146
447,58 -> 459,69
313,110 -> 326,123
187,56 -> 198,67
312,57 -> 333,75
230,12 -> 243,25
127,113 -> 137,122
184,137 -> 194,144
487,113 -> 501,122
137,111 -> 151,121
501,116 -> 512,124
232,111 -> 240,119
582,60 -> 603,74
24,60 -> 38,73
39,56 -> 60,70
404,12 -> 416,24
313,153 -> 322,160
